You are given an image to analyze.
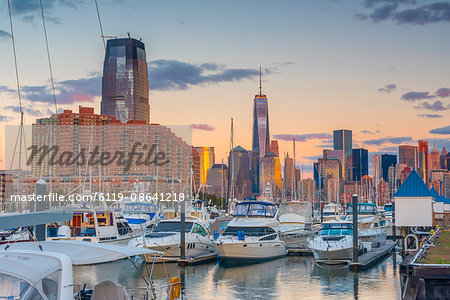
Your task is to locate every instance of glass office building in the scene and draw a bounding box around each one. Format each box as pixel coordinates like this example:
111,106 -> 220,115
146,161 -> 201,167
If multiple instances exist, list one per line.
251,92 -> 270,195
101,38 -> 150,123
352,148 -> 368,182
333,129 -> 352,181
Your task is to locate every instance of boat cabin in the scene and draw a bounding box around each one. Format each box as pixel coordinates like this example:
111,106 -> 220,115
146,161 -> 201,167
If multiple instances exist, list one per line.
233,201 -> 277,218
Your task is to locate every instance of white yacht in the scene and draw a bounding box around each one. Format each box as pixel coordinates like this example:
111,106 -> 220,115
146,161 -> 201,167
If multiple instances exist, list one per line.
47,208 -> 134,244
128,217 -> 215,263
214,201 -> 287,262
278,201 -> 314,250
121,202 -> 161,235
308,220 -> 362,265
322,203 -> 343,221
345,203 -> 387,248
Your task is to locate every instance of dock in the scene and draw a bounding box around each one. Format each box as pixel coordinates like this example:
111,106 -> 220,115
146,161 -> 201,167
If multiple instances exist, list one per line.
287,248 -> 312,256
349,241 -> 397,271
177,253 -> 217,266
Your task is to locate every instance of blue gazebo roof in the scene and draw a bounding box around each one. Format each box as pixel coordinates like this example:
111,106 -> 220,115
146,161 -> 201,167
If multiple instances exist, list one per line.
394,169 -> 433,198
430,187 -> 442,202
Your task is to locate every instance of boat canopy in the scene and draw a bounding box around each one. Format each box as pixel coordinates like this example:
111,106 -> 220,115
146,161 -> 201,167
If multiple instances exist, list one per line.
4,240 -> 164,265
233,201 -> 277,218
0,251 -> 65,286
347,203 -> 377,215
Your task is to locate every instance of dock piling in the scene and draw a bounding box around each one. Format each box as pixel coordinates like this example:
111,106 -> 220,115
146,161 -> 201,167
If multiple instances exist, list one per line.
352,194 -> 358,267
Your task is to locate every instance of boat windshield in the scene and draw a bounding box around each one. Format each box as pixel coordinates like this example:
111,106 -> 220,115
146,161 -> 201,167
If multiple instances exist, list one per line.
279,202 -> 310,215
347,203 -> 377,215
319,223 -> 353,236
0,273 -> 34,299
233,202 -> 277,218
222,226 -> 275,237
153,221 -> 194,233
384,204 -> 393,212
123,203 -> 158,214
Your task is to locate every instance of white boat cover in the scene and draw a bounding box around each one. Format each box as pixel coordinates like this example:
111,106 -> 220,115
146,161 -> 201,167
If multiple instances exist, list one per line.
0,251 -> 63,285
3,240 -> 163,265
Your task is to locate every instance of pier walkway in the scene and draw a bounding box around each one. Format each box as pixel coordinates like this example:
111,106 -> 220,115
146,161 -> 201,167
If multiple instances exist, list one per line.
349,241 -> 397,271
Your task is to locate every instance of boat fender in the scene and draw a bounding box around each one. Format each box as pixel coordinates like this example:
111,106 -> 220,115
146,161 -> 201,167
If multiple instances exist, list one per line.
213,231 -> 219,240
238,231 -> 245,241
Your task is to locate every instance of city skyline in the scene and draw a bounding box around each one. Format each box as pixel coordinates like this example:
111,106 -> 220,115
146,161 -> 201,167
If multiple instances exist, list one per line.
1,0 -> 450,177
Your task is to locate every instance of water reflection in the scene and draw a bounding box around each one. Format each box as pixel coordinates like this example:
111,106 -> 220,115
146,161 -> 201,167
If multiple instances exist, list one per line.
73,254 -> 402,299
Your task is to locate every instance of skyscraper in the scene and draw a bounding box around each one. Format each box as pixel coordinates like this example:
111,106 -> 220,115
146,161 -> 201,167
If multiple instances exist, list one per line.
381,154 -> 397,182
372,154 -> 382,181
101,37 -> 150,123
333,129 -> 352,181
418,140 -> 429,183
270,140 -> 279,157
399,145 -> 418,169
429,142 -> 440,172
228,146 -> 252,199
251,69 -> 270,194
193,147 -> 215,186
352,148 -> 368,182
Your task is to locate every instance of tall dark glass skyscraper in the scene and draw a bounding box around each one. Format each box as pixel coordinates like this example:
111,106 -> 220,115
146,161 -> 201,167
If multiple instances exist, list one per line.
352,148 -> 368,181
381,154 -> 397,181
101,38 -> 150,123
251,71 -> 270,195
333,129 -> 352,181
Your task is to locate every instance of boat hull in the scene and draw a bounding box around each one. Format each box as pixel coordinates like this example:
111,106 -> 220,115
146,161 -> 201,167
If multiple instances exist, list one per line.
214,240 -> 287,262
309,246 -> 354,265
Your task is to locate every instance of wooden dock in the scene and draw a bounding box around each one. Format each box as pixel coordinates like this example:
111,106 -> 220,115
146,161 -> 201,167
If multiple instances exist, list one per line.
349,241 -> 397,271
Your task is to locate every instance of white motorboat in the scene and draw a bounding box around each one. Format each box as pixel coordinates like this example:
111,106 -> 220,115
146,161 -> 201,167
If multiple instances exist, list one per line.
308,220 -> 362,265
121,202 -> 161,235
214,201 -> 287,263
47,208 -> 135,244
0,240 -> 165,299
345,203 -> 387,248
278,201 -> 314,250
322,203 -> 343,222
128,217 -> 216,263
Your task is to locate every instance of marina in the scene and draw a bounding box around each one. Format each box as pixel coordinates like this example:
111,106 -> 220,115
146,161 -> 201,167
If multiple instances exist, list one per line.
0,0 -> 449,299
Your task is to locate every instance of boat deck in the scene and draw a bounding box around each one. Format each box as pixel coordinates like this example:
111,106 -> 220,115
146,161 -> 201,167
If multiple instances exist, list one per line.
349,241 -> 397,271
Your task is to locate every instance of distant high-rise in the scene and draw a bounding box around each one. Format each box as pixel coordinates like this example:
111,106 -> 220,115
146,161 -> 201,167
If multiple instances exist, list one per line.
441,147 -> 448,169
270,140 -> 279,157
101,38 -> 150,123
352,148 -> 368,182
399,145 -> 418,169
429,142 -> 440,172
251,68 -> 270,195
381,154 -> 397,182
193,147 -> 215,186
372,154 -> 382,181
418,140 -> 429,183
333,129 -> 352,181
229,146 -> 252,199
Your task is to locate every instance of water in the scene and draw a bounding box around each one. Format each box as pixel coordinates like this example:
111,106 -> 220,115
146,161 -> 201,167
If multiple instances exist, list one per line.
74,254 -> 402,299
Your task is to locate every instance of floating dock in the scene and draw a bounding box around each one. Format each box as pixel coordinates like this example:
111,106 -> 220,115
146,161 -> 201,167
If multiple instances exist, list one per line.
287,248 -> 312,256
177,254 -> 217,266
349,241 -> 397,271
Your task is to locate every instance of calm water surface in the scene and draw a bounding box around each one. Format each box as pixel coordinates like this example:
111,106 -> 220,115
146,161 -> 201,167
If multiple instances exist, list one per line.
74,254 -> 402,299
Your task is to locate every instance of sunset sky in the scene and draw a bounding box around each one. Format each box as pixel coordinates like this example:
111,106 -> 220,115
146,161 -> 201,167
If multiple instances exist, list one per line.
1,0 -> 450,177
